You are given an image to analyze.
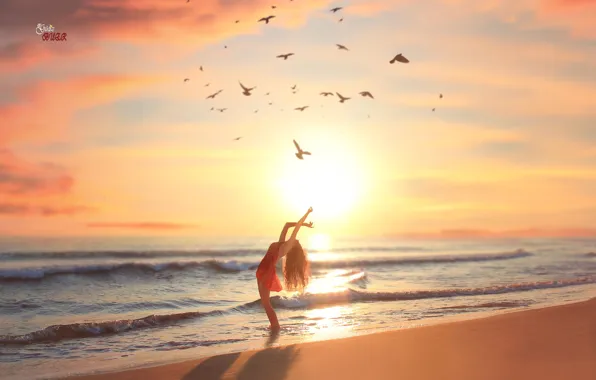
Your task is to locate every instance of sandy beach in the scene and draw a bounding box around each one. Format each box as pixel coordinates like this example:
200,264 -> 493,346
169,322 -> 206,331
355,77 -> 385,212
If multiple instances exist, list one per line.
65,297 -> 596,380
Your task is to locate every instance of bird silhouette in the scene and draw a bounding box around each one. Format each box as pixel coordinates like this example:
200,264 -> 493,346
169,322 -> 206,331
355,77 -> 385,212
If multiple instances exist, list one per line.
259,15 -> 275,24
265,92 -> 270,96
291,85 -> 297,90
390,53 -> 409,64
439,93 -> 443,98
210,107 -> 214,111
183,78 -> 190,82
217,108 -> 227,112
320,92 -> 334,96
359,91 -> 374,99
339,18 -> 343,22
239,81 -> 255,96
234,137 -> 242,140
272,5 -> 276,8
206,90 -> 223,99
200,66 -> 203,71
277,53 -> 295,60
224,45 -> 228,49
293,140 -> 311,160
330,7 -> 342,12
254,109 -> 259,113
292,91 -> 297,94
269,102 -> 273,105
235,20 -> 240,23
336,44 -> 349,51
336,92 -> 350,103
432,108 -> 436,112
295,106 -> 309,111
205,83 -> 210,87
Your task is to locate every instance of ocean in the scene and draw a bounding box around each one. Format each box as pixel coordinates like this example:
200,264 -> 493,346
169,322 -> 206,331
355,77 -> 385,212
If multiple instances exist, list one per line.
1,236 -> 595,380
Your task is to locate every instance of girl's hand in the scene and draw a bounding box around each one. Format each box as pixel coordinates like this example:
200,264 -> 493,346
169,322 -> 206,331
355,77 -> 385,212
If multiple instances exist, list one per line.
305,222 -> 314,228
307,207 -> 313,214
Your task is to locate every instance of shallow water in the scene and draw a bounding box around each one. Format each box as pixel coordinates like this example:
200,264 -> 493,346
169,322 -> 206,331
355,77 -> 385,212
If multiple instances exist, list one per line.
1,236 -> 595,379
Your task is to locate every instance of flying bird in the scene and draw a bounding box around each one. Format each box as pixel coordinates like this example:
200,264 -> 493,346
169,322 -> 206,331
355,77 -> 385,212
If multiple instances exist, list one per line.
390,53 -> 409,64
234,137 -> 242,140
330,7 -> 343,12
432,108 -> 436,112
205,83 -> 210,87
359,91 -> 374,99
200,66 -> 203,71
336,92 -> 350,103
265,92 -> 270,96
269,102 -> 273,105
210,107 -> 214,111
272,5 -> 276,8
277,53 -> 295,60
254,109 -> 259,113
439,93 -> 443,99
235,20 -> 240,23
224,45 -> 228,49
292,91 -> 297,94
293,140 -> 311,160
320,92 -> 333,96
206,89 -> 223,99
183,78 -> 190,82
295,106 -> 309,111
217,108 -> 227,112
291,85 -> 297,90
336,44 -> 349,51
239,81 -> 256,96
339,18 -> 343,22
259,15 -> 276,24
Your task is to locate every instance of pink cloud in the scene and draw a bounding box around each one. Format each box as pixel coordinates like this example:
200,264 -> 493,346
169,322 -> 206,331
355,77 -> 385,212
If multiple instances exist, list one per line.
0,202 -> 91,216
0,40 -> 96,72
0,74 -> 168,144
86,222 -> 197,230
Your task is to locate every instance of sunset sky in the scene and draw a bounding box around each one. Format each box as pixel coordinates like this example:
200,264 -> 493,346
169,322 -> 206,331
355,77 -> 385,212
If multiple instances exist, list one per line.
0,0 -> 595,239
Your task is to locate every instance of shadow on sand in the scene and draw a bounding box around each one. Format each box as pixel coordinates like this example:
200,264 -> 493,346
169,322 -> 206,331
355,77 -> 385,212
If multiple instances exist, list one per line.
180,345 -> 299,380
181,352 -> 241,380
237,345 -> 299,380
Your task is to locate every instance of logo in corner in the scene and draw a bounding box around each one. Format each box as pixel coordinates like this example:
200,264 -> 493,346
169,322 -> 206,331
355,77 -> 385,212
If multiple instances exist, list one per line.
36,23 -> 67,42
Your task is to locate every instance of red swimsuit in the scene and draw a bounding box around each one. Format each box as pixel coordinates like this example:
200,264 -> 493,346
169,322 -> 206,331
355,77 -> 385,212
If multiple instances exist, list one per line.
256,242 -> 283,292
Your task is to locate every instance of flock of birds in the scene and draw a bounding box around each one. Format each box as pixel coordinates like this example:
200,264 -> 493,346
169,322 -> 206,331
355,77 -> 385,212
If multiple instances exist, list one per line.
183,3 -> 444,160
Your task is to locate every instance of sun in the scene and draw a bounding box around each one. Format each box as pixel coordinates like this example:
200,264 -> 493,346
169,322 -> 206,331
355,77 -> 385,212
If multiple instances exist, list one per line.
308,233 -> 331,252
276,137 -> 368,220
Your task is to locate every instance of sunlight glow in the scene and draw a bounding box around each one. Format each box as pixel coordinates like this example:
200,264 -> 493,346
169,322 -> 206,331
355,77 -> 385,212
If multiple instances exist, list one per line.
305,269 -> 366,294
308,233 -> 331,252
276,136 -> 368,221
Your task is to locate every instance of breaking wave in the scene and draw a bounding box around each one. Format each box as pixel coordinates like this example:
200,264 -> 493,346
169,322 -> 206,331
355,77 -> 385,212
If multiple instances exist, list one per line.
0,249 -> 532,282
2,275 -> 592,345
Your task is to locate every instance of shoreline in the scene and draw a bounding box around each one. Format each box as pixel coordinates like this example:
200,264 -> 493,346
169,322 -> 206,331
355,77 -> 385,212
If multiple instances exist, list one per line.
63,296 -> 596,380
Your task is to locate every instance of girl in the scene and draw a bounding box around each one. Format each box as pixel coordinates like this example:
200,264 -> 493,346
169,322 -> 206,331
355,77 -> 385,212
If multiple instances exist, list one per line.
256,207 -> 313,330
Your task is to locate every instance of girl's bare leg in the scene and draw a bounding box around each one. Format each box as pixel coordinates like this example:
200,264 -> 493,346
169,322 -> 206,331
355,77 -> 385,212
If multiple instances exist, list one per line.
258,280 -> 280,330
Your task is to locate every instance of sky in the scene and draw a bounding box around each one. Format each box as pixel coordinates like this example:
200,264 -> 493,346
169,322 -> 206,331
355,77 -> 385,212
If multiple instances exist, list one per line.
0,0 -> 595,239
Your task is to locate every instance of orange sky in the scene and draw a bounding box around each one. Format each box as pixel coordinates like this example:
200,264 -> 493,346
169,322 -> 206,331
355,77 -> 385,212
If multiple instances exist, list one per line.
0,0 -> 595,239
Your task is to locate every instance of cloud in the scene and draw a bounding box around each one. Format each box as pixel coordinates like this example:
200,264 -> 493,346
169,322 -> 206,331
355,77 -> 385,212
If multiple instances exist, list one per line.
0,148 -> 73,195
0,74 -> 168,144
0,0 -> 341,44
0,202 -> 90,216
86,222 -> 197,230
0,40 -> 96,72
392,227 -> 596,239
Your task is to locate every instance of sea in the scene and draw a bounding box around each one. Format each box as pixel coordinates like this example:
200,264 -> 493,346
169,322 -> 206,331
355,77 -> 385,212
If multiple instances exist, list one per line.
1,235 -> 595,380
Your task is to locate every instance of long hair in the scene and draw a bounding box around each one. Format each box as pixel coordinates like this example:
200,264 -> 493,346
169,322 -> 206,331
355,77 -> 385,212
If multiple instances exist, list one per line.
283,241 -> 310,292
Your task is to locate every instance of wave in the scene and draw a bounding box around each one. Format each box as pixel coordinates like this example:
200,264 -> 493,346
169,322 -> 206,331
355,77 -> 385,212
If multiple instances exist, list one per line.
0,246 -> 428,261
3,275 -> 592,346
436,300 -> 532,310
0,249 -> 532,282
